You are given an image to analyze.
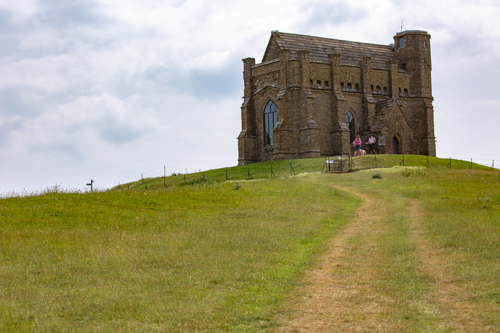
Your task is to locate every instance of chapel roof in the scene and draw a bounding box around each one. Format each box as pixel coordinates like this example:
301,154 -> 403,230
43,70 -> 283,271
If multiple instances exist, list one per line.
262,32 -> 395,69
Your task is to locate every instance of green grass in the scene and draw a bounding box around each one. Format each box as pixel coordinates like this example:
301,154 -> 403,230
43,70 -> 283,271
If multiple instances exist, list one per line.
0,179 -> 358,332
351,154 -> 494,171
121,157 -> 327,191
120,154 -> 495,191
301,166 -> 500,330
2,156 -> 499,331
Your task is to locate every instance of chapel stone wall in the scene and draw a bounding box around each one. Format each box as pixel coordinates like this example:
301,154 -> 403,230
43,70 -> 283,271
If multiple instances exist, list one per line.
238,30 -> 436,165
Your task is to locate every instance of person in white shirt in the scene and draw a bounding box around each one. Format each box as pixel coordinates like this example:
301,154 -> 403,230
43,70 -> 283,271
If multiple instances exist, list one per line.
367,135 -> 377,154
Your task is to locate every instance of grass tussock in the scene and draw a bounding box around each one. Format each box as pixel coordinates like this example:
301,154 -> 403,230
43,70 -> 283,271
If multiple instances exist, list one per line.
179,176 -> 217,186
402,167 -> 427,177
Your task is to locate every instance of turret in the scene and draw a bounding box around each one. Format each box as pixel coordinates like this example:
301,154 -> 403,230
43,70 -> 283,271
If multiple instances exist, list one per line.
394,30 -> 432,98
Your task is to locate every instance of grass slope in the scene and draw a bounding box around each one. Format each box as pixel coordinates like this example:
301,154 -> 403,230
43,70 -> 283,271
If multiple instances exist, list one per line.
120,155 -> 494,191
292,167 -> 500,331
0,178 -> 358,332
1,156 -> 499,331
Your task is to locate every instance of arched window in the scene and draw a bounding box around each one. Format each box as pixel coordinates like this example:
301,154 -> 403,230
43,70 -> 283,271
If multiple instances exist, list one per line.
264,101 -> 277,146
345,111 -> 355,143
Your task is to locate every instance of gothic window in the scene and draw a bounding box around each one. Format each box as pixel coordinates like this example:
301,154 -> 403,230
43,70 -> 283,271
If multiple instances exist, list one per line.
345,111 -> 355,143
355,83 -> 360,91
264,101 -> 277,146
325,81 -> 330,87
317,80 -> 322,87
399,37 -> 405,48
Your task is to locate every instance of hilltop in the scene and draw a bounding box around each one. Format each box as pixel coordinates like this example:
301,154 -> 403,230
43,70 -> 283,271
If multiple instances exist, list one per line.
116,154 -> 493,191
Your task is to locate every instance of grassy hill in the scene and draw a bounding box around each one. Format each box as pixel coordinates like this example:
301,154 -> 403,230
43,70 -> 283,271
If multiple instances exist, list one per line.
1,155 -> 499,331
118,154 -> 494,191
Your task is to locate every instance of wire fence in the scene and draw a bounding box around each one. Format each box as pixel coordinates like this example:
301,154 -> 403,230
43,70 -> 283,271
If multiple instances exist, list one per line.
105,154 -> 500,192
352,154 -> 499,171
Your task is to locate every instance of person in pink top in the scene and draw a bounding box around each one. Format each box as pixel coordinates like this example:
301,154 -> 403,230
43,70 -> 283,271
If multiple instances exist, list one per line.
353,135 -> 362,156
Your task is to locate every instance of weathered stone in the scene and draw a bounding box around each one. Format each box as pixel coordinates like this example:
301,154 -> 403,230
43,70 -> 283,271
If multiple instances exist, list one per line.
238,30 -> 436,165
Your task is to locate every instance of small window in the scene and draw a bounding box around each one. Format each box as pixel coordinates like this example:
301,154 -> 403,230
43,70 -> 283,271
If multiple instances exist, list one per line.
310,79 -> 313,86
345,111 -> 355,143
376,85 -> 381,93
401,63 -> 406,70
355,83 -> 360,91
317,80 -> 322,87
341,82 -> 344,90
324,81 -> 330,87
404,88 -> 408,95
347,83 -> 352,90
345,111 -> 353,123
383,86 -> 388,94
371,84 -> 374,92
399,87 -> 401,95
424,40 -> 427,48
399,37 -> 404,48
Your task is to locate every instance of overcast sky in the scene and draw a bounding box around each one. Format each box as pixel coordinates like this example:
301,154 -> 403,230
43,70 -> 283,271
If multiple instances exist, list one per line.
1,0 -> 499,194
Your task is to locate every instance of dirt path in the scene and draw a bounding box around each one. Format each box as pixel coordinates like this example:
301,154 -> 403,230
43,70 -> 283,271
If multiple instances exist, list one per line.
274,187 -> 397,332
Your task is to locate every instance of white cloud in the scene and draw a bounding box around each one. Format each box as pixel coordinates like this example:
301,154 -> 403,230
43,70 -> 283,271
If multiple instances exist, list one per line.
0,0 -> 39,19
1,0 -> 500,194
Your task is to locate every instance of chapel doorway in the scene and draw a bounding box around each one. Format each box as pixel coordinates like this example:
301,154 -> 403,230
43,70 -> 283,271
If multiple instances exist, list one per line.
392,136 -> 400,154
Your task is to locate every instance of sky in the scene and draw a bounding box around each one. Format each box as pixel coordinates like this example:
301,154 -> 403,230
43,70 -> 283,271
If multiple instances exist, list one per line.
1,0 -> 499,194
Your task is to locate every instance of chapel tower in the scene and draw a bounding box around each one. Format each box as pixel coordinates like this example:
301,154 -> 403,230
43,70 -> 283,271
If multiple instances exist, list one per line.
393,30 -> 435,155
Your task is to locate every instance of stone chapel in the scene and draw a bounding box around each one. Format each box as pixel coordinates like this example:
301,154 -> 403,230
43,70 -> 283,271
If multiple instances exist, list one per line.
237,30 -> 436,165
